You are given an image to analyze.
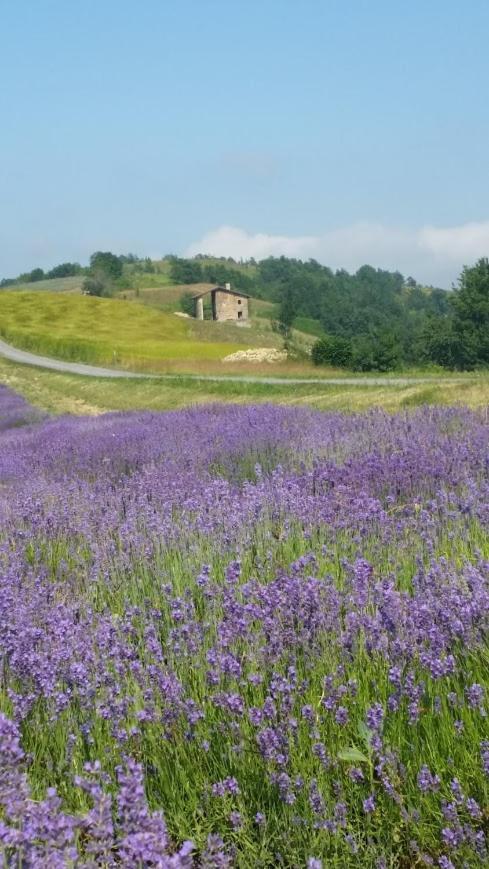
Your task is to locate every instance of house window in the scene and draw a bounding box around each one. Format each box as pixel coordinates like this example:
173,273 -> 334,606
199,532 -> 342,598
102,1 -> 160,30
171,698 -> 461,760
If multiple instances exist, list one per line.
237,299 -> 242,304
238,310 -> 243,319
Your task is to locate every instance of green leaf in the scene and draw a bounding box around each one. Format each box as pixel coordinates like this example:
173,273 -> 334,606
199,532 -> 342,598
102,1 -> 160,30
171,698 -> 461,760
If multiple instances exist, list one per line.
337,746 -> 369,764
357,721 -> 373,746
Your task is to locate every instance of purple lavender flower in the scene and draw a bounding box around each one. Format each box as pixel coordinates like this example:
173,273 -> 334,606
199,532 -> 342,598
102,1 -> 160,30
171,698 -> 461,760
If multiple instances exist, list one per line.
212,777 -> 240,797
0,394 -> 488,864
438,858 -> 455,869
441,826 -> 463,848
481,741 -> 489,777
363,794 -> 376,814
335,706 -> 349,725
465,797 -> 481,820
366,703 -> 384,732
417,765 -> 441,793
348,767 -> 364,783
229,810 -> 243,830
301,704 -> 314,722
466,683 -> 485,710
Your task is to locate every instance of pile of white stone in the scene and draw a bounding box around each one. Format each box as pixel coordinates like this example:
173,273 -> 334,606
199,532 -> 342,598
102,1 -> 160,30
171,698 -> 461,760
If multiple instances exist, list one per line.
223,348 -> 287,363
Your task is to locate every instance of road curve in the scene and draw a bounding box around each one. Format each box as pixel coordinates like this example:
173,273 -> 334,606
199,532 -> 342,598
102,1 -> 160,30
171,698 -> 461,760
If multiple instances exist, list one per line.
0,337 -> 152,378
0,336 -> 458,387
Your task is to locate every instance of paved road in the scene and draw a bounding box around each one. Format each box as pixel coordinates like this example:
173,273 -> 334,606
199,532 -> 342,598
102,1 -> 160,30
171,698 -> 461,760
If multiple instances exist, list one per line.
0,336 -> 459,387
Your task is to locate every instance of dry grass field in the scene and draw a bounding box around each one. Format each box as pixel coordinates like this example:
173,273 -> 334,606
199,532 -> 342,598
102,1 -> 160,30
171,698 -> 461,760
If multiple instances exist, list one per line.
0,355 -> 487,417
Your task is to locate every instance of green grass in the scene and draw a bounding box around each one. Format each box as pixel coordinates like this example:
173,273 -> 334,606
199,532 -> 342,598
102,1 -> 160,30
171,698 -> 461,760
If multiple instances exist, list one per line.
0,289 -> 319,373
3,474 -> 488,866
1,356 -> 489,417
294,316 -> 326,338
1,275 -> 85,293
118,283 -> 216,312
0,291 -> 254,371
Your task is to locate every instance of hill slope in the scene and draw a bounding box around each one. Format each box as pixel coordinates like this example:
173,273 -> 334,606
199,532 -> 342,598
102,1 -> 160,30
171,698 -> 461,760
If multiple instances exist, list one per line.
1,275 -> 86,293
0,292 -> 255,372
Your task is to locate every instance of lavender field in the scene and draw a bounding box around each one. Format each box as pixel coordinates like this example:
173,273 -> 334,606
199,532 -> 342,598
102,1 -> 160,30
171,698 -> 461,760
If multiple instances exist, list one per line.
0,384 -> 488,867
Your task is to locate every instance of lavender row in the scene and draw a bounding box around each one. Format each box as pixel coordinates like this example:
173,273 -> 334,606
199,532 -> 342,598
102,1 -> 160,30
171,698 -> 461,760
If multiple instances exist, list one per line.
0,389 -> 488,867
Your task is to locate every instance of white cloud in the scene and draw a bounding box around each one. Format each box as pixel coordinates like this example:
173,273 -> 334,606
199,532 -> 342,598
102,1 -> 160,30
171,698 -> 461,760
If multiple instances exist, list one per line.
419,221 -> 489,259
186,226 -> 318,261
185,220 -> 489,287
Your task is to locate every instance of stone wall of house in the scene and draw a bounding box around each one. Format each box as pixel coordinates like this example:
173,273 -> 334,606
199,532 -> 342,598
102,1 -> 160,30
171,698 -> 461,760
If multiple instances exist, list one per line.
214,291 -> 249,321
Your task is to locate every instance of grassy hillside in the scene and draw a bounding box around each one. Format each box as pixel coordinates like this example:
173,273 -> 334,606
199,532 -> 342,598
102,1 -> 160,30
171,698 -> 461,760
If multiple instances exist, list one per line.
1,275 -> 85,293
1,265 -> 320,351
0,292 -> 254,371
118,256 -> 258,290
116,288 -> 316,351
118,284 -> 275,315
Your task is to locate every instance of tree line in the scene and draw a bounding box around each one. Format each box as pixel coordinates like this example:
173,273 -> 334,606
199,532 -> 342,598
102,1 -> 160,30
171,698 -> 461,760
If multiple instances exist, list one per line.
0,252 -> 154,291
0,261 -> 84,286
169,254 -> 489,371
310,258 -> 489,371
3,250 -> 489,371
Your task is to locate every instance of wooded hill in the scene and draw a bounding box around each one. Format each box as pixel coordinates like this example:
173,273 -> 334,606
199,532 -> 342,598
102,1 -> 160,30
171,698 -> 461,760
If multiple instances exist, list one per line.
5,250 -> 489,371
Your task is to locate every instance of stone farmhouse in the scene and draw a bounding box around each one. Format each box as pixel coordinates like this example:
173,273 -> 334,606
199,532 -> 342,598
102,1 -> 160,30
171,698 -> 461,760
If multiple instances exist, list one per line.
192,283 -> 250,322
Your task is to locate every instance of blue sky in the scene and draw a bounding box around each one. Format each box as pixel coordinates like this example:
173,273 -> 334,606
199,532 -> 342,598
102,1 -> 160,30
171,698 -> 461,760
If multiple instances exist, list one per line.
1,0 -> 489,286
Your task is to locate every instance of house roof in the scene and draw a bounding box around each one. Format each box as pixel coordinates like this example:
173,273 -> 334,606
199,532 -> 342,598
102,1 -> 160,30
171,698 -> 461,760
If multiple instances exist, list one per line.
191,286 -> 250,299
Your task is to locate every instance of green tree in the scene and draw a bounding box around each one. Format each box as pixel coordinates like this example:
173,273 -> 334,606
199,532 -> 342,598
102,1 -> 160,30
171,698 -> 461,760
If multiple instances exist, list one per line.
451,258 -> 489,366
19,267 -> 45,283
312,336 -> 352,367
83,277 -> 109,297
423,317 -> 469,370
168,257 -> 203,284
351,331 -> 400,372
28,268 -> 45,282
276,286 -> 297,338
89,251 -> 123,281
47,262 -> 83,279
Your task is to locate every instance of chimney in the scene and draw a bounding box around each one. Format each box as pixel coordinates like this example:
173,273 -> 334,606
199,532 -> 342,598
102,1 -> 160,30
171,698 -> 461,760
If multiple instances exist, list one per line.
225,282 -> 231,291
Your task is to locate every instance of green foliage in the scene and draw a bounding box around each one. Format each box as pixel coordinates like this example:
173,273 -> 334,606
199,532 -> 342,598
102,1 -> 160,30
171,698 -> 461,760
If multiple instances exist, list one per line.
17,267 -> 46,283
0,292 -> 249,369
26,267 -> 45,282
450,257 -> 489,367
276,285 -> 297,338
421,259 -> 489,370
312,331 -> 400,372
312,335 -> 352,367
84,251 -> 124,298
422,317 -> 470,370
89,251 -> 123,281
46,262 -> 83,279
252,257 -> 450,368
169,257 -> 204,284
83,277 -> 112,298
179,291 -> 195,316
351,331 -> 400,372
1,263 -> 84,288
201,261 -> 254,291
293,316 -> 324,337
1,250 -> 462,370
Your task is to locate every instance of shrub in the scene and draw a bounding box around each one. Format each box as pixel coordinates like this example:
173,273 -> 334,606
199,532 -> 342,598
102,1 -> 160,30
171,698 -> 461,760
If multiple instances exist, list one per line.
180,292 -> 195,316
83,277 -> 112,298
351,332 -> 400,372
312,336 -> 352,367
